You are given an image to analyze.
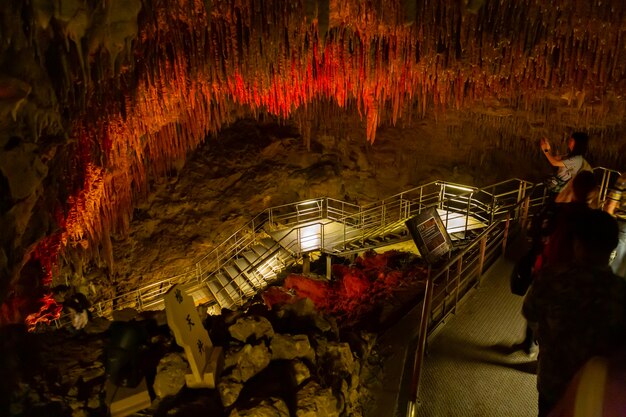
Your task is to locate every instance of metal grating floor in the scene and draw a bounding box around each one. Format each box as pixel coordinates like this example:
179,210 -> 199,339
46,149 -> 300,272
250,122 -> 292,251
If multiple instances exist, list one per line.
415,257 -> 538,417
367,255 -> 539,417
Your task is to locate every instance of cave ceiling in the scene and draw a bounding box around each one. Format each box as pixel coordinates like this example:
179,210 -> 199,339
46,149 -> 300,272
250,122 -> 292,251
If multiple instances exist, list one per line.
1,0 -> 626,325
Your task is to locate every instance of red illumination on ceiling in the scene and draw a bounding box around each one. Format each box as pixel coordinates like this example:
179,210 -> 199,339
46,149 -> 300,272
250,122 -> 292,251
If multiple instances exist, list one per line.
19,0 -> 626,326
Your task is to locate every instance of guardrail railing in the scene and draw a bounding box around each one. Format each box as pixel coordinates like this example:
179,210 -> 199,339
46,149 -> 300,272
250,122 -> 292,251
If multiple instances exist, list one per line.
52,167 -> 619,328
405,166 -> 622,416
406,209 -> 518,417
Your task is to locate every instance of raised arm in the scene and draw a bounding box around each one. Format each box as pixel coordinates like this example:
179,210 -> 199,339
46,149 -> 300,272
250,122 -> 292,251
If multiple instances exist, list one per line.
540,137 -> 565,167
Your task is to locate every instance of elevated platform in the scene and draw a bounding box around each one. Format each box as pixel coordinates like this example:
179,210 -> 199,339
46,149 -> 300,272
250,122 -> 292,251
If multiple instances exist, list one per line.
268,209 -> 487,254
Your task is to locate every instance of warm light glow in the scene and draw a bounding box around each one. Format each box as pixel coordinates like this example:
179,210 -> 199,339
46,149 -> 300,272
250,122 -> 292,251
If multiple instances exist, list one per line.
444,184 -> 475,193
22,0 -> 626,326
299,224 -> 322,252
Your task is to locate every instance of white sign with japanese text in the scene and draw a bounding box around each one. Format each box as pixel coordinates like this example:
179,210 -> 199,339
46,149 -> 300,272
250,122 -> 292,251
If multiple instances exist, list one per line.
165,284 -> 222,388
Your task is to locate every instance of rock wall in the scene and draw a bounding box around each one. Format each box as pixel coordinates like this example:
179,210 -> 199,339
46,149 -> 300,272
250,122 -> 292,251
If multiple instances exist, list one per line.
1,0 -> 626,325
2,298 -> 381,417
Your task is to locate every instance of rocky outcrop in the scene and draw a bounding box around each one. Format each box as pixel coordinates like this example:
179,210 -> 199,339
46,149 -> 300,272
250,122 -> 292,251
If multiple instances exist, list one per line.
152,353 -> 188,399
4,272 -> 387,417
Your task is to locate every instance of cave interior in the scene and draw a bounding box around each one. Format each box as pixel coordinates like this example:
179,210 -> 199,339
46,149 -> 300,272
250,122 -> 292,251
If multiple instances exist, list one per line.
0,0 -> 625,343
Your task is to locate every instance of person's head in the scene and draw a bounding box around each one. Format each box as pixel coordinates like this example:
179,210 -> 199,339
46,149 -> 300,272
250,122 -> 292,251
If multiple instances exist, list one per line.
568,132 -> 589,156
572,209 -> 618,266
572,171 -> 598,205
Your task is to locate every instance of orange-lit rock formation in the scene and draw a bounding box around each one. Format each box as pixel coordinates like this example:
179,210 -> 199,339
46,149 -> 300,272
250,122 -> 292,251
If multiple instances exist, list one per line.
1,0 -> 625,326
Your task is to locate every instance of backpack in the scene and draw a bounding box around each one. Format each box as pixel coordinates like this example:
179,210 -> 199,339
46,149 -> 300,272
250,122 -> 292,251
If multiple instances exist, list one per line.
510,249 -> 536,296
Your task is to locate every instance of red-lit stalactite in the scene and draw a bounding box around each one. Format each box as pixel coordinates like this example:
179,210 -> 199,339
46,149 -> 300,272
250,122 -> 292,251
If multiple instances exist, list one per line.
23,0 -> 626,326
22,206 -> 66,330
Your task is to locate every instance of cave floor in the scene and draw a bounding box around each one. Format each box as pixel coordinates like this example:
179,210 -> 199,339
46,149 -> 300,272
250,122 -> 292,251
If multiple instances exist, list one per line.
370,255 -> 537,417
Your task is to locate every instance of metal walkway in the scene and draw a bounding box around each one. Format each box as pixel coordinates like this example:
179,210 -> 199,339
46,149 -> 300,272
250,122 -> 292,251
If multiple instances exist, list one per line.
369,252 -> 538,417
267,209 -> 487,254
415,256 -> 538,417
47,168 -> 623,415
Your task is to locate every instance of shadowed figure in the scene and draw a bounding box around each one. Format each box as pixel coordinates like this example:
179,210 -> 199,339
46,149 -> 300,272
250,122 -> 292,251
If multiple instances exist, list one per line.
523,210 -> 626,417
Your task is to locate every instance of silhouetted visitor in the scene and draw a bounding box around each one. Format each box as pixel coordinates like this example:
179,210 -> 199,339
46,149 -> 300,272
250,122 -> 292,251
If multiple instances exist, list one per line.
540,132 -> 590,198
604,172 -> 626,279
542,171 -> 598,267
64,291 -> 91,330
514,171 -> 598,356
523,209 -> 626,417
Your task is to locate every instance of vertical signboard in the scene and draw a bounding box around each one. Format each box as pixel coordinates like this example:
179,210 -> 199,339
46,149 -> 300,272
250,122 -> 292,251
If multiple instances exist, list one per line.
165,284 -> 222,388
405,208 -> 453,264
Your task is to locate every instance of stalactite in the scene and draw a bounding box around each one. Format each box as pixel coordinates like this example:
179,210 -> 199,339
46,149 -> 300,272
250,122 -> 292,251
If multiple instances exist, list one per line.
21,0 -> 626,327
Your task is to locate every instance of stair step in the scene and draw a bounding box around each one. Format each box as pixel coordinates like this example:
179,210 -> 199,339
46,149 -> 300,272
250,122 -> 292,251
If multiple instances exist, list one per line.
252,244 -> 269,257
233,274 -> 254,296
207,279 -> 221,297
260,237 -> 279,251
233,258 -> 266,287
186,284 -> 213,305
224,266 -> 240,280
234,258 -> 251,273
215,272 -> 241,302
207,275 -> 234,308
242,250 -> 260,265
243,269 -> 265,287
223,265 -> 253,294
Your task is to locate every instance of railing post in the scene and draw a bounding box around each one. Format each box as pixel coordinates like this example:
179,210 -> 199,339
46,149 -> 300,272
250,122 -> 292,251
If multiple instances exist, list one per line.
520,196 -> 530,229
478,236 -> 487,284
502,212 -> 511,253
326,255 -> 332,279
407,265 -> 433,417
454,256 -> 463,313
419,186 -> 423,214
516,181 -> 523,219
137,290 -> 143,311
465,194 -> 471,234
382,204 -> 386,228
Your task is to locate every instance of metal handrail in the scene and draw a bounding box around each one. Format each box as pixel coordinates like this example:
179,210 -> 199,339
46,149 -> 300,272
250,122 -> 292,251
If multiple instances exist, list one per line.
88,178 -> 528,318
55,168 -> 618,328
406,205 -> 522,416
404,168 -> 622,413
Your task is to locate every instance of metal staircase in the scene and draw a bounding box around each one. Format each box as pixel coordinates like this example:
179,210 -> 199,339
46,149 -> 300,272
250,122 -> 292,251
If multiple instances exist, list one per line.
49,167 -> 621,329
206,237 -> 293,309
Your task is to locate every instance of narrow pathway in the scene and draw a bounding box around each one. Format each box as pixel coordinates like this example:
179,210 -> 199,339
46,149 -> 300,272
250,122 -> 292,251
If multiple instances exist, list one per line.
416,257 -> 538,417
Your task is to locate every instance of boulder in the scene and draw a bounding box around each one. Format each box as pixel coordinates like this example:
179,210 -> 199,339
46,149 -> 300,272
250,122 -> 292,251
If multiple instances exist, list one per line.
153,353 -> 188,398
270,334 -> 315,363
224,343 -> 271,383
228,315 -> 274,342
218,377 -> 244,407
295,381 -> 340,417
